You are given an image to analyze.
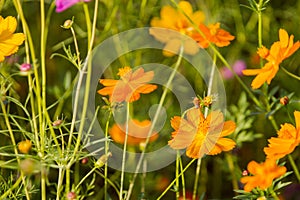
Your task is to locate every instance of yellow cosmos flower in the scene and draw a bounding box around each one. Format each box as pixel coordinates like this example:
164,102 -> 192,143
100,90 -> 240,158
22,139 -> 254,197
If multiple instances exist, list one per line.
150,1 -> 205,56
0,16 -> 25,62
240,159 -> 286,192
264,111 -> 300,160
243,29 -> 300,89
168,108 -> 236,158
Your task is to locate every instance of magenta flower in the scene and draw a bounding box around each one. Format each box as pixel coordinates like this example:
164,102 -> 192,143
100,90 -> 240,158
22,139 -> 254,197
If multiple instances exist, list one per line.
55,0 -> 91,13
220,60 -> 246,80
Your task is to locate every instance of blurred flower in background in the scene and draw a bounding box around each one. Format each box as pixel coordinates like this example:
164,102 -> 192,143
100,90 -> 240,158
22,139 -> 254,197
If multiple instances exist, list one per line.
240,159 -> 286,192
192,23 -> 235,48
150,1 -> 204,56
0,16 -> 25,62
109,119 -> 158,145
220,60 -> 247,80
55,0 -> 91,13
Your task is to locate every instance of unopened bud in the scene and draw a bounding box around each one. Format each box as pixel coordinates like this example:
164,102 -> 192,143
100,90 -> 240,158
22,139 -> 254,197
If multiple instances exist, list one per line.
242,170 -> 248,176
95,152 -> 112,168
81,157 -> 88,164
52,119 -> 63,128
18,140 -> 32,154
67,191 -> 76,200
193,97 -> 200,108
280,96 -> 289,106
62,19 -> 73,29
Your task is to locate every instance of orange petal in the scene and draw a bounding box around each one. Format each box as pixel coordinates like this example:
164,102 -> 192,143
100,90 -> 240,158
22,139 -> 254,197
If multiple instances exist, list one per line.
294,111 -> 300,130
99,79 -> 118,86
279,29 -> 289,48
220,121 -> 236,136
242,69 -> 262,76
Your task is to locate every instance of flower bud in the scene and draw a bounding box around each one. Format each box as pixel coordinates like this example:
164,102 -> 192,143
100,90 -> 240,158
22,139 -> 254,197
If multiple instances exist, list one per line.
242,170 -> 248,176
81,157 -> 88,164
67,191 -> 76,200
280,96 -> 289,106
62,19 -> 73,29
95,152 -> 112,168
52,119 -> 63,128
193,97 -> 200,108
18,140 -> 32,154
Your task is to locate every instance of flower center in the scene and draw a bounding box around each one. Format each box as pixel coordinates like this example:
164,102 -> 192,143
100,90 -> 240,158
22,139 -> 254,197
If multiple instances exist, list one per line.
117,66 -> 132,77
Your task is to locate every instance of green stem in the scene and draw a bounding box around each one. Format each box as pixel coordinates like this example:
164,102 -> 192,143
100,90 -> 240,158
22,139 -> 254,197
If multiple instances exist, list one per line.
179,155 -> 186,200
225,153 -> 239,193
67,0 -> 98,166
281,67 -> 300,81
105,111 -> 112,200
176,151 -> 180,200
192,158 -> 201,200
157,159 -> 197,200
288,154 -> 300,182
120,102 -> 130,200
75,167 -> 96,190
270,189 -> 279,200
125,46 -> 184,200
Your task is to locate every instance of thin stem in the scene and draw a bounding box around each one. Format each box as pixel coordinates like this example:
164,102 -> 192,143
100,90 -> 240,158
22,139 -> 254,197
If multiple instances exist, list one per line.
192,158 -> 201,200
281,67 -> 300,81
225,153 -> 239,193
288,154 -> 300,182
125,46 -> 184,200
120,102 -> 130,200
56,166 -> 65,200
176,151 -> 180,200
179,155 -> 186,200
157,159 -> 197,200
67,0 -> 98,166
75,167 -> 97,190
40,1 -> 47,198
105,111 -> 112,200
70,27 -> 81,66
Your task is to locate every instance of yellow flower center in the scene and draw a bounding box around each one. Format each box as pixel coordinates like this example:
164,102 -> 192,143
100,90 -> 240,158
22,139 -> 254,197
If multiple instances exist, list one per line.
117,66 -> 132,77
209,23 -> 220,36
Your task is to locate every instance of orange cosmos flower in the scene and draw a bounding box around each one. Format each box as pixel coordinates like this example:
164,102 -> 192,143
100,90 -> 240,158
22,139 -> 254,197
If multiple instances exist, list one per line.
240,159 -> 287,192
264,111 -> 300,160
98,66 -> 157,103
168,108 -> 236,158
192,23 -> 235,48
109,119 -> 158,145
150,1 -> 205,56
243,29 -> 300,89
0,16 -> 25,62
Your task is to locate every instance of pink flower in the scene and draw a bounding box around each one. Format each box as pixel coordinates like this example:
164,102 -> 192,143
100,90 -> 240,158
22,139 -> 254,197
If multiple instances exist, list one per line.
55,0 -> 91,13
220,60 -> 246,80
